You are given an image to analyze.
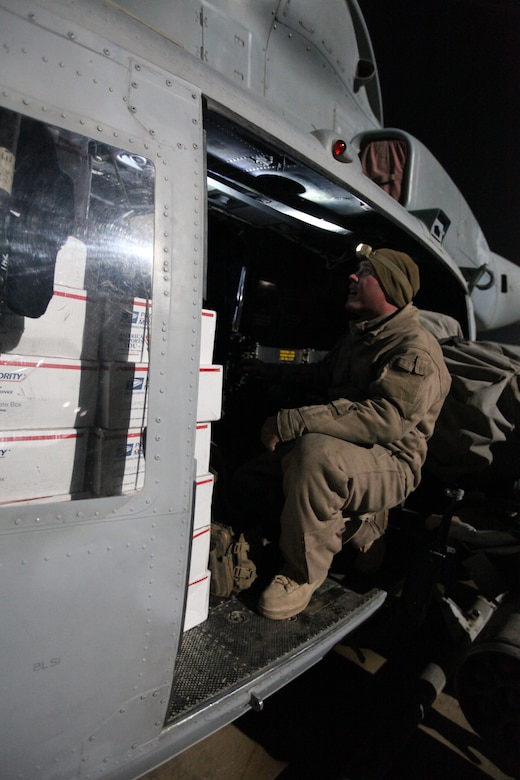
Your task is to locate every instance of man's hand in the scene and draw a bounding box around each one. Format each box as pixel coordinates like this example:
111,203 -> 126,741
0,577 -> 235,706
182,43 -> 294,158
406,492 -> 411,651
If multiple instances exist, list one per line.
260,415 -> 281,452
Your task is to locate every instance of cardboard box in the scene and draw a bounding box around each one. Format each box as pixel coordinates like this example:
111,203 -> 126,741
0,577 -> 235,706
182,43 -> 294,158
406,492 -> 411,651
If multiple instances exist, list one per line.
0,428 -> 88,504
99,296 -> 151,363
54,236 -> 90,290
197,366 -> 223,422
0,285 -> 98,360
90,427 -> 145,496
189,525 -> 211,581
183,571 -> 210,631
194,473 -> 214,531
0,355 -> 98,430
200,309 -> 217,364
194,423 -> 211,476
98,362 -> 148,429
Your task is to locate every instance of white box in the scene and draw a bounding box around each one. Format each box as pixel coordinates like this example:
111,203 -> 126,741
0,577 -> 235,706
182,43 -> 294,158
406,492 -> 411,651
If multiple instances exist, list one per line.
200,309 -> 217,364
197,366 -> 223,422
0,428 -> 88,504
99,296 -> 151,363
0,285 -> 99,360
54,236 -> 90,290
195,423 -> 211,475
189,525 -> 211,580
0,355 -> 98,430
90,427 -> 145,496
183,570 -> 210,631
194,473 -> 214,531
98,362 -> 148,429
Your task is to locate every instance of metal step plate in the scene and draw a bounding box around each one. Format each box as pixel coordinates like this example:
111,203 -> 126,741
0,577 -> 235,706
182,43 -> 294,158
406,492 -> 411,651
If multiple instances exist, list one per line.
167,581 -> 385,722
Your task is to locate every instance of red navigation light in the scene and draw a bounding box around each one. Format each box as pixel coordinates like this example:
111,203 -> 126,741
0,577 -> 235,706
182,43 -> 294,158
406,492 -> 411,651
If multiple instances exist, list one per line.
332,139 -> 347,159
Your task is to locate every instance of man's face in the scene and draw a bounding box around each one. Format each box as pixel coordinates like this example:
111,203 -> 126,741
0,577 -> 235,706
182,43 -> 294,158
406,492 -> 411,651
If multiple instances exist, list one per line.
345,260 -> 392,319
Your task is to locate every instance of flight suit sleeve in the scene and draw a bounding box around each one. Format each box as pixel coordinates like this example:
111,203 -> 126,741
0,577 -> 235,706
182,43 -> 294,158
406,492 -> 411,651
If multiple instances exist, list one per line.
276,349 -> 443,444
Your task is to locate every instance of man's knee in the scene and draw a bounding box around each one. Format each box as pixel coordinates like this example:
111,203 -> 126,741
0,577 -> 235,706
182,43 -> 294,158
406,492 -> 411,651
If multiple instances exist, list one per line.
284,433 -> 345,474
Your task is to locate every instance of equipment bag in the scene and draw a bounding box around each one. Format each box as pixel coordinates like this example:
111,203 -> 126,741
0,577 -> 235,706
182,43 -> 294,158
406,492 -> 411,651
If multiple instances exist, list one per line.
427,339 -> 520,482
209,522 -> 257,597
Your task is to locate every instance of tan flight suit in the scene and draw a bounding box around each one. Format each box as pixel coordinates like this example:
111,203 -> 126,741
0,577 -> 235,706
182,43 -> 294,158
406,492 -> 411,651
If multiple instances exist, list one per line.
271,304 -> 452,583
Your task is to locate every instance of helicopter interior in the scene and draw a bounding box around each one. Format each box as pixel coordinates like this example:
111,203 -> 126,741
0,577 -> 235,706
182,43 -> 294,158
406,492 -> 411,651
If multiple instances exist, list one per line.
202,109 -> 469,476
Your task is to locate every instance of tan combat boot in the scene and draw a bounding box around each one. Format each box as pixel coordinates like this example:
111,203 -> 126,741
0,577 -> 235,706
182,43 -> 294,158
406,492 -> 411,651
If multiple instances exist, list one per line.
258,568 -> 327,620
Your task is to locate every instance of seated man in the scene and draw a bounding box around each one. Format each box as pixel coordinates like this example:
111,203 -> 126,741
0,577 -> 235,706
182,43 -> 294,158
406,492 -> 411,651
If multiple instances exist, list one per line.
243,244 -> 452,620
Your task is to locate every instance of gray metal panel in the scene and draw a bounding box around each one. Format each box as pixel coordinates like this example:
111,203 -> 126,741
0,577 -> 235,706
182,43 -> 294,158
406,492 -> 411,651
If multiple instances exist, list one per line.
1,518 -> 178,777
266,0 -> 374,137
167,584 -> 386,722
101,0 -> 382,136
111,0 -> 203,59
0,5 -> 206,777
202,1 -> 253,88
98,586 -> 387,780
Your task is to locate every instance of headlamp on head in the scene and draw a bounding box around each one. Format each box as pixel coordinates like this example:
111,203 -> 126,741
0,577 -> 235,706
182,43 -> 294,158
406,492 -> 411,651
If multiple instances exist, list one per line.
355,243 -> 374,260
353,243 -> 420,308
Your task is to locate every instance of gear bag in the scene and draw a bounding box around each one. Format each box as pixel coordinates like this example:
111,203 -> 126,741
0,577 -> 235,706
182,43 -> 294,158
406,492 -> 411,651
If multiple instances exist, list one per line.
427,339 -> 520,482
209,522 -> 257,597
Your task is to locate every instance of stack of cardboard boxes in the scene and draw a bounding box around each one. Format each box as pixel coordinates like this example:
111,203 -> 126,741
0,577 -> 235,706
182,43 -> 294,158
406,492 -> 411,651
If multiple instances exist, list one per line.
183,309 -> 222,631
0,237 -> 98,503
0,234 -> 154,504
0,230 -> 220,630
91,294 -> 151,496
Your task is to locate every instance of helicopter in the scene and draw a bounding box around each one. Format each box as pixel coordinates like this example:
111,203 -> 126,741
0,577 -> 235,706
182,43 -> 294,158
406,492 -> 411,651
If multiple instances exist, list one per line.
0,1 -> 519,778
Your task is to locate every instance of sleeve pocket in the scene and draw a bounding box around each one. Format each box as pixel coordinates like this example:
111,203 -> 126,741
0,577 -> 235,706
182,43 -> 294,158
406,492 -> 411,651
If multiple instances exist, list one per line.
393,355 -> 429,376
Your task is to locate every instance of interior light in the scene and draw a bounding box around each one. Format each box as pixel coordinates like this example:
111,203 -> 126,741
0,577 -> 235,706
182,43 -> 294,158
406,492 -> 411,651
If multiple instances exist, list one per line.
207,175 -> 350,234
274,202 -> 350,233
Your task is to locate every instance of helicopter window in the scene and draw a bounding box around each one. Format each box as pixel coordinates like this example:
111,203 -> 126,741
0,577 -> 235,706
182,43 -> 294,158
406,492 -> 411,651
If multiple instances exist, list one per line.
359,138 -> 408,204
0,110 -> 154,504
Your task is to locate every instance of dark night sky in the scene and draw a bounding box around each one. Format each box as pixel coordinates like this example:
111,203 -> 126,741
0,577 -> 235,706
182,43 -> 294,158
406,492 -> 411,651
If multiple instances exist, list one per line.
358,0 -> 520,264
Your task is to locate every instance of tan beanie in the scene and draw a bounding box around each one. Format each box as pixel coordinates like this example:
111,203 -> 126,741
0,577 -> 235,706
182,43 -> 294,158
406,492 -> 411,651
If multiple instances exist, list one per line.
356,244 -> 420,308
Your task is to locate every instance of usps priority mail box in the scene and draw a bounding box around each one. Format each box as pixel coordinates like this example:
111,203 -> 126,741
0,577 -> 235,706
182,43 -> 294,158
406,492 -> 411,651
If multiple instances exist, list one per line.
90,427 -> 145,496
99,296 -> 151,363
0,355 -> 98,430
183,571 -> 210,631
0,428 -> 88,504
0,285 -> 98,360
195,423 -> 211,476
98,362 -> 148,429
194,473 -> 214,531
54,236 -> 99,290
54,236 -> 91,290
197,366 -> 223,422
189,525 -> 211,581
200,309 -> 216,364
